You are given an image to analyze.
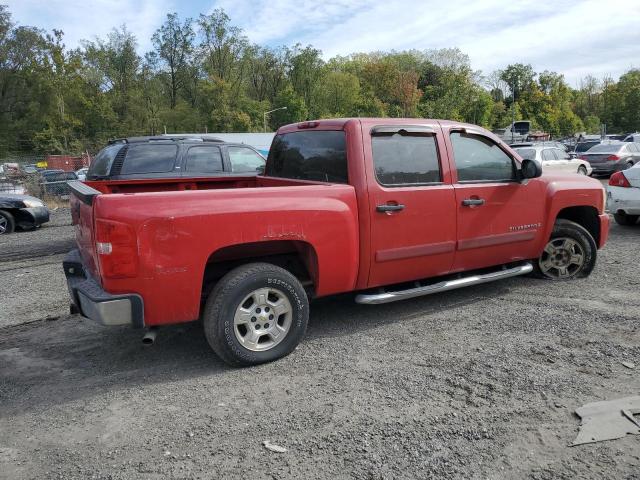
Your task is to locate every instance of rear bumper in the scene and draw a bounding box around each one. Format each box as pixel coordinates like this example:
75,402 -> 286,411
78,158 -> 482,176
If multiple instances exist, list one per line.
590,163 -> 626,175
607,186 -> 640,215
63,249 -> 144,328
598,213 -> 610,248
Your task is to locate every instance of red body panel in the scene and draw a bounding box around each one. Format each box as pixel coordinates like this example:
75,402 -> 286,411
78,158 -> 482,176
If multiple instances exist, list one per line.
70,118 -> 609,327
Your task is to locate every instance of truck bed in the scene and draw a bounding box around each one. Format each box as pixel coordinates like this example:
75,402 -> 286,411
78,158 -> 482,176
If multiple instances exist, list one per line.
85,175 -> 328,195
69,175 -> 360,326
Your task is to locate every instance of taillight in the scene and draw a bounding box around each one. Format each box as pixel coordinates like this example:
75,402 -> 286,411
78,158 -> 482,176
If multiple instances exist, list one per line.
607,155 -> 620,161
609,171 -> 631,188
578,155 -> 587,160
95,219 -> 138,278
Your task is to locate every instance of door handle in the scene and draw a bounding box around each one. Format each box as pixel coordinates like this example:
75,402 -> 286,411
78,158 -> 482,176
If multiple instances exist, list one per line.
462,198 -> 485,206
376,204 -> 405,212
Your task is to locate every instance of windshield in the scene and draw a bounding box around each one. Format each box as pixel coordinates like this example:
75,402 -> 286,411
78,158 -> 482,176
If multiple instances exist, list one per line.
266,130 -> 348,183
574,142 -> 600,153
514,148 -> 536,160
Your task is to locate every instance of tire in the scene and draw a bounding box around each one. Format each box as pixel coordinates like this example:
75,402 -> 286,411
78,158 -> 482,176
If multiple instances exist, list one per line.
577,165 -> 587,175
614,212 -> 639,226
625,161 -> 634,170
202,262 -> 309,367
0,210 -> 15,235
532,219 -> 596,280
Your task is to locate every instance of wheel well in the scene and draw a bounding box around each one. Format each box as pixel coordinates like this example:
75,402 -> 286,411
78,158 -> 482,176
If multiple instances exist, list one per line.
556,206 -> 600,244
201,240 -> 318,302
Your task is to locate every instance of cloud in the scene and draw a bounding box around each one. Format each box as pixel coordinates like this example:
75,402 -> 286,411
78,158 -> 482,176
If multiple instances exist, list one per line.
5,0 -> 171,52
209,0 -> 640,84
5,0 -> 640,84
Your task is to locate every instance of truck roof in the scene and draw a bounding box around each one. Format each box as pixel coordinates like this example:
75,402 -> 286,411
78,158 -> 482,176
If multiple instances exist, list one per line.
277,118 -> 487,134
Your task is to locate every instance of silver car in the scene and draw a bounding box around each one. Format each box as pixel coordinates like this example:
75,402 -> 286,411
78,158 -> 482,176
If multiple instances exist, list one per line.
579,142 -> 640,175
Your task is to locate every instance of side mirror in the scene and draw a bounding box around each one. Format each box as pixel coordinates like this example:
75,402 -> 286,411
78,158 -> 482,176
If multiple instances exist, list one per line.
520,159 -> 542,179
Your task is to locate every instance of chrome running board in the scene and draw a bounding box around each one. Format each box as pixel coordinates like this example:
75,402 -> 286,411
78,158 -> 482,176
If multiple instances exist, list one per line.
355,263 -> 533,305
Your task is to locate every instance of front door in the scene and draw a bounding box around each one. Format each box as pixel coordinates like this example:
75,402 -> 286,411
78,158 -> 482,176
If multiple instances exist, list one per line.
366,124 -> 457,288
444,128 -> 546,273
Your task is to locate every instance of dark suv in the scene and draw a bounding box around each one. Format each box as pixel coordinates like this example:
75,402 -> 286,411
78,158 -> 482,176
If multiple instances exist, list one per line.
86,136 -> 266,181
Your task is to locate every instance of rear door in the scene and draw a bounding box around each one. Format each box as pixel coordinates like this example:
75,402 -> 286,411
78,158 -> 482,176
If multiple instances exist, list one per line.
552,148 -> 572,173
366,123 -> 457,287
182,145 -> 224,176
444,127 -> 545,273
541,148 -> 559,173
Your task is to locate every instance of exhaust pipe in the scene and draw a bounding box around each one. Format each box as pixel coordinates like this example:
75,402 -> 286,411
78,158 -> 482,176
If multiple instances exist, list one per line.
142,327 -> 158,346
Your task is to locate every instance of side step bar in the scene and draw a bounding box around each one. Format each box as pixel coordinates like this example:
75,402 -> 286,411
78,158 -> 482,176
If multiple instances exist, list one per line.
355,263 -> 533,305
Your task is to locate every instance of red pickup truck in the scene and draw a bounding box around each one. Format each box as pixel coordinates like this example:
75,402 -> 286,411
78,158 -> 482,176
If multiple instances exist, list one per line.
65,118 -> 609,366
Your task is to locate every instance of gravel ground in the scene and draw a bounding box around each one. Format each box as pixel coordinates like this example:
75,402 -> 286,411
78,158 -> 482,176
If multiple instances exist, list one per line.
1,205 -> 639,479
0,208 -> 74,327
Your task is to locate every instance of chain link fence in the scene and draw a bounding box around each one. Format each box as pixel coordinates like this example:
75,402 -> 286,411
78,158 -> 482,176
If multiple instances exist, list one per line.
0,153 -> 90,204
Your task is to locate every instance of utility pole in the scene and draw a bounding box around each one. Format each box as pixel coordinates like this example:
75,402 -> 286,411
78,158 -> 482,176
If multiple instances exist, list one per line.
511,81 -> 516,143
263,107 -> 287,133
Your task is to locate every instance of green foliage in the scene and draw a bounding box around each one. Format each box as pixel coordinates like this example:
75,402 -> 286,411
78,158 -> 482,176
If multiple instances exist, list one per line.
0,4 -> 638,157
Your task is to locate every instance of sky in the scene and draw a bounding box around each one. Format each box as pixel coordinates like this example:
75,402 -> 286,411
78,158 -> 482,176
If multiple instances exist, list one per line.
5,0 -> 640,86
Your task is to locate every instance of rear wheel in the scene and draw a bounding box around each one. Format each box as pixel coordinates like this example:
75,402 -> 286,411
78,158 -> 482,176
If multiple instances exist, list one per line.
202,262 -> 309,366
577,165 -> 587,175
614,212 -> 639,226
533,219 -> 596,280
0,210 -> 15,235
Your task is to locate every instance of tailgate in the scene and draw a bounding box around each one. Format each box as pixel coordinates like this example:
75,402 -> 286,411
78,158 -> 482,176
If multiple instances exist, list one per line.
68,181 -> 102,280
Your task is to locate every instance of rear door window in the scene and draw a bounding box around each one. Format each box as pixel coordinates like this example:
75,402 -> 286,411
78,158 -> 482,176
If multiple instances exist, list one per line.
184,146 -> 223,174
541,149 -> 555,161
450,132 -> 516,182
372,131 -> 441,186
121,144 -> 178,174
228,146 -> 265,173
266,131 -> 347,183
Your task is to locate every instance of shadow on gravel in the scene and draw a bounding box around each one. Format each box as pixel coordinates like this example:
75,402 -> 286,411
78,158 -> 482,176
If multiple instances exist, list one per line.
0,237 -> 76,262
0,277 -> 517,413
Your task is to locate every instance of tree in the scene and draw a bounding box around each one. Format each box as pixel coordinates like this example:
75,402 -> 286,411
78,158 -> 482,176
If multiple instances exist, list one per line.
501,63 -> 536,100
198,9 -> 248,91
151,13 -> 195,109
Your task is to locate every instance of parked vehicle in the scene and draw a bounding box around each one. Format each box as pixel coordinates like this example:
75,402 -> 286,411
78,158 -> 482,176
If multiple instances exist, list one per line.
607,163 -> 640,225
86,136 -> 266,181
0,193 -> 49,234
0,181 -> 26,195
64,118 -> 609,366
578,142 -> 640,175
512,145 -> 592,175
76,168 -> 88,181
573,140 -> 601,157
623,133 -> 640,143
493,121 -> 531,142
40,171 -> 78,197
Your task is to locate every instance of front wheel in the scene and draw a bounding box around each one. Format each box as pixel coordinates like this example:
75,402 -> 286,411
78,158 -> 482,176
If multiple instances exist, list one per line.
614,212 -> 639,226
0,210 -> 15,235
533,219 -> 596,280
203,263 -> 309,366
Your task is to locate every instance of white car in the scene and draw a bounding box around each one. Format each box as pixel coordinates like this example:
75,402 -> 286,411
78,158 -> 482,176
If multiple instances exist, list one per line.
607,163 -> 640,225
75,167 -> 88,181
513,145 -> 592,175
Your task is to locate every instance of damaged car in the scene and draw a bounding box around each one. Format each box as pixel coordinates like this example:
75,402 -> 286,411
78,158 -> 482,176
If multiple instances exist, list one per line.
0,193 -> 50,235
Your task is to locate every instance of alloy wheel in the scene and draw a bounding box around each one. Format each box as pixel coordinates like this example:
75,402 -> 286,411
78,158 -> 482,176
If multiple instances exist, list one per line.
233,287 -> 293,351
